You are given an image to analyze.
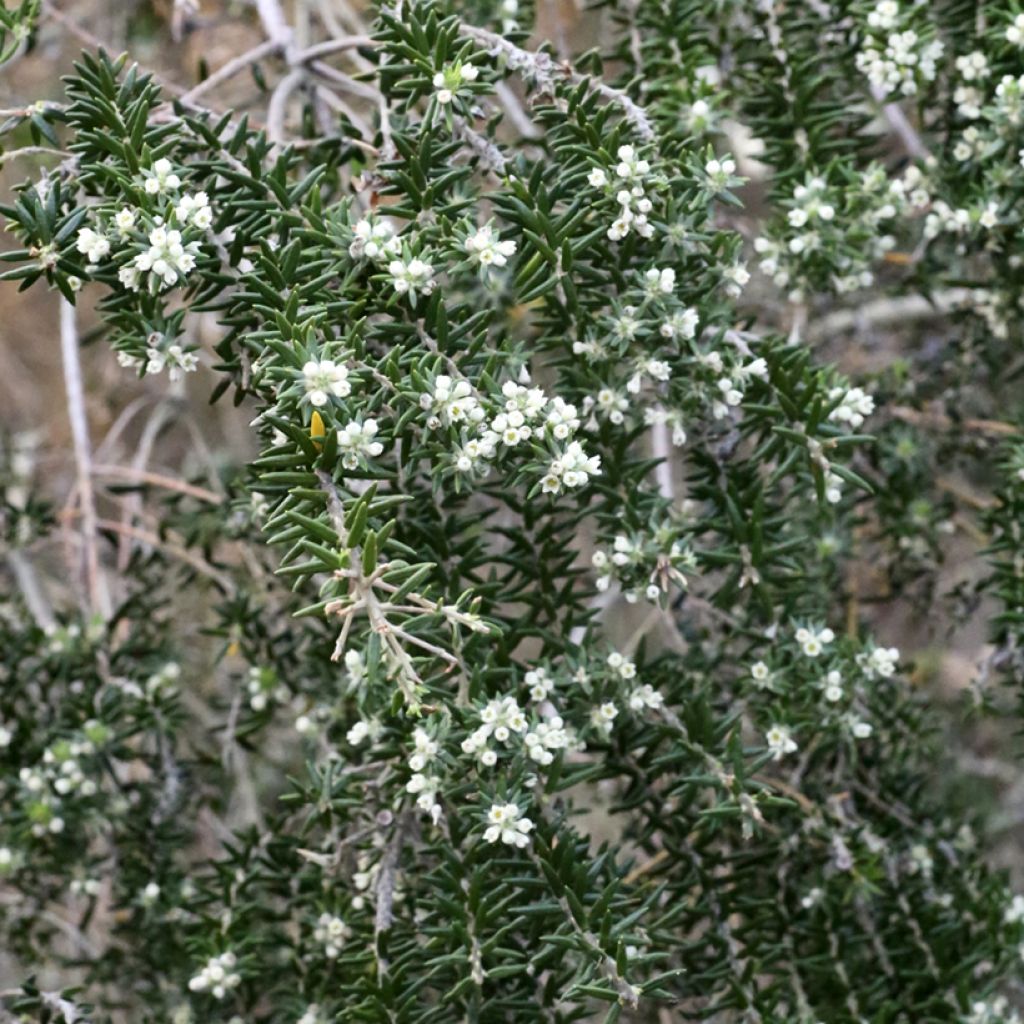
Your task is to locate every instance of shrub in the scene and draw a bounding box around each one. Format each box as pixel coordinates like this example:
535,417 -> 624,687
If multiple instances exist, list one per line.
1,1 -> 1023,1021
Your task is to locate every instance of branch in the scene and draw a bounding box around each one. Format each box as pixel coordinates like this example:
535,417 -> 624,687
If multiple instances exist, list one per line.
178,39 -> 281,105
59,299 -> 108,618
455,21 -> 655,142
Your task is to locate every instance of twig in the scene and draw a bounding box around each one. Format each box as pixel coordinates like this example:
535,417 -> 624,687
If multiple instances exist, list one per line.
179,39 -> 281,105
267,68 -> 306,145
0,146 -> 71,166
807,288 -> 973,341
297,36 -> 374,61
6,551 -> 57,631
455,21 -> 655,142
92,463 -> 224,505
887,405 -> 1019,439
871,84 -> 929,160
255,0 -> 294,52
92,517 -> 234,592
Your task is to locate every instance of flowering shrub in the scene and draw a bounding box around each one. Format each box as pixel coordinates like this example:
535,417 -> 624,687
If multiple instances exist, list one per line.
3,0 -> 1024,1022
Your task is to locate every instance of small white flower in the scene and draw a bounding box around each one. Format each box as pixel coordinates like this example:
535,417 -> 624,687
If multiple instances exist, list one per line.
302,359 -> 351,407
766,724 -> 797,761
1005,894 -> 1024,924
114,207 -> 136,234
142,157 -> 181,195
337,419 -> 385,470
388,256 -> 435,301
465,223 -> 517,270
188,952 -> 241,999
483,802 -> 534,848
132,225 -> 201,289
75,227 -> 110,264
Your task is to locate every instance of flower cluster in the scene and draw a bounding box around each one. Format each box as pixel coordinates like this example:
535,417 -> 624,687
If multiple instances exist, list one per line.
348,214 -> 402,262
463,222 -> 517,272
303,358 -> 352,407
587,145 -> 658,241
433,61 -> 480,106
313,913 -> 352,959
828,385 -> 875,430
336,419 -> 384,470
590,525 -> 696,604
754,166 -> 928,299
187,952 -> 241,999
482,802 -> 534,847
855,2 -> 944,97
117,334 -> 199,381
387,255 -> 435,301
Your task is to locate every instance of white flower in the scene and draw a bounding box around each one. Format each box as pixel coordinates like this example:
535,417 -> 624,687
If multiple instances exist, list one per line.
1005,894 -> 1024,924
628,684 -> 663,711
614,144 -> 650,181
794,624 -> 834,658
644,266 -> 676,295
827,386 -> 875,428
433,63 -> 479,105
302,359 -> 351,407
477,695 -> 528,743
545,396 -> 580,440
483,802 -> 534,848
188,952 -> 241,999
132,225 -> 200,289
766,724 -> 797,760
1008,12 -> 1024,46
705,156 -> 737,187
174,191 -> 212,229
347,720 -> 370,746
142,157 -> 181,195
541,440 -> 601,494
406,772 -> 442,821
114,208 -> 136,234
465,223 -> 517,270
350,216 -> 402,261
591,701 -> 618,730
857,645 -> 899,679
588,167 -> 608,188
388,256 -> 435,301
314,913 -> 352,958
75,227 -> 110,264
607,650 -> 637,678
525,667 -> 554,702
337,419 -> 385,470
408,727 -> 439,772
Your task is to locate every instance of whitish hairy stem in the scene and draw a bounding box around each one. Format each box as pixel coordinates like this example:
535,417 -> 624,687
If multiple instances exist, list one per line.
267,68 -> 307,145
256,0 -> 295,53
455,21 -> 655,142
650,420 -> 674,501
0,145 -> 72,167
60,299 -> 109,619
178,35 -> 373,106
871,85 -> 929,160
